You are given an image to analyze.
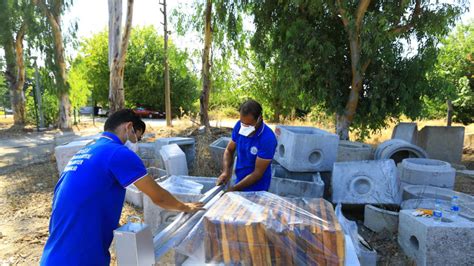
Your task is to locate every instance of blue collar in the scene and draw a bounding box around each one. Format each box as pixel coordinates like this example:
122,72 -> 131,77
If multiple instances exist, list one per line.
257,122 -> 266,136
101,132 -> 123,144
249,122 -> 266,138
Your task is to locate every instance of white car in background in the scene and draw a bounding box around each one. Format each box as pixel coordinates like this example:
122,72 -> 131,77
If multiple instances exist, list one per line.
79,106 -> 109,117
97,107 -> 109,117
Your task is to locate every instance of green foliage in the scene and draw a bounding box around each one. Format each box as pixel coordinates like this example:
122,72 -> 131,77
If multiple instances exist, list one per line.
31,0 -> 77,95
76,26 -> 198,115
429,22 -> 474,124
209,57 -> 247,111
247,0 -> 465,134
239,52 -> 314,122
172,0 -> 252,117
0,72 -> 9,109
68,56 -> 91,109
25,84 -> 59,127
172,0 -> 249,58
0,0 -> 77,127
80,30 -> 109,106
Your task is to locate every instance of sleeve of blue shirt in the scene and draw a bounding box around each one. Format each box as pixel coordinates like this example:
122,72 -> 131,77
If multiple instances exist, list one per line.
231,121 -> 241,142
109,146 -> 148,187
257,130 -> 277,160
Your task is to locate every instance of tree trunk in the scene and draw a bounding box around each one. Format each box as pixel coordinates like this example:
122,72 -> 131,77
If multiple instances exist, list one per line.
59,91 -> 71,128
446,99 -> 453,126
108,0 -> 134,114
161,0 -> 172,126
37,0 -> 72,129
51,19 -> 71,129
336,37 -> 365,140
109,65 -> 125,113
3,24 -> 26,126
272,107 -> 280,123
335,0 -> 371,140
200,0 -> 212,130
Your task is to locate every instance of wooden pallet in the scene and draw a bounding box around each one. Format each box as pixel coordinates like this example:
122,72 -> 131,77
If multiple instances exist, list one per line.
203,192 -> 345,265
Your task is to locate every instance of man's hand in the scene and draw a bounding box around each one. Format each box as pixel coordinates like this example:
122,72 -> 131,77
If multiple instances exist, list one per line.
218,140 -> 236,185
216,172 -> 231,185
180,202 -> 205,213
135,175 -> 205,212
225,186 -> 236,193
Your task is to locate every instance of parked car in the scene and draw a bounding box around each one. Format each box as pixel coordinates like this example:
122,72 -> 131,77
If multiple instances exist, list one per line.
133,107 -> 165,119
97,107 -> 109,117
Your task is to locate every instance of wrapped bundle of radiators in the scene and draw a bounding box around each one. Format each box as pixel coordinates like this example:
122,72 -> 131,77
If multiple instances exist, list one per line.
203,192 -> 345,265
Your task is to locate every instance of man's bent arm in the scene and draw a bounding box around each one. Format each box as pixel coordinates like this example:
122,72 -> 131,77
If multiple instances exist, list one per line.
222,140 -> 236,176
134,175 -> 189,211
230,157 -> 271,191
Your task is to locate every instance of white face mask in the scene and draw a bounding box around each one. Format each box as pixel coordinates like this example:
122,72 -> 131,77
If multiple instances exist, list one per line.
124,126 -> 139,153
239,123 -> 256,137
125,140 -> 139,153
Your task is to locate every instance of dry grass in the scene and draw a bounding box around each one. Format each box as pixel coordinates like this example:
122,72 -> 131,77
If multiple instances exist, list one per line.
0,116 -> 105,140
364,118 -> 474,146
0,162 -> 57,264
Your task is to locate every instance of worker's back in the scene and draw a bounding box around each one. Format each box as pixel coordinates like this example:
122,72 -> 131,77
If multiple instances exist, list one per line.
40,132 -> 147,266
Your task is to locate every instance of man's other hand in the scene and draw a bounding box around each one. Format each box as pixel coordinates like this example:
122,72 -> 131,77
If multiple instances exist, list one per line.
216,172 -> 230,185
181,202 -> 205,213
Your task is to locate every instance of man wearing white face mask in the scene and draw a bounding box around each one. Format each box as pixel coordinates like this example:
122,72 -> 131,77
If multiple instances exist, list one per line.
41,109 -> 204,266
216,99 -> 277,191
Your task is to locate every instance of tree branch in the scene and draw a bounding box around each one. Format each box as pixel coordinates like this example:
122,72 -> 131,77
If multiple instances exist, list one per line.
118,0 -> 134,68
15,22 -> 27,86
15,22 -> 27,46
355,0 -> 371,31
389,0 -> 422,34
34,0 -> 57,29
335,0 -> 349,27
362,59 -> 371,73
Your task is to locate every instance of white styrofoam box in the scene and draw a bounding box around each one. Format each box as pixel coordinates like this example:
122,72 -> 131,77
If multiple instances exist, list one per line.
398,210 -> 474,266
54,139 -> 94,174
274,125 -> 339,172
144,175 -> 217,235
125,184 -> 143,208
155,137 -> 196,169
209,137 -> 232,171
336,140 -> 373,162
269,173 -> 325,198
391,122 -> 418,144
332,159 -> 402,204
160,144 -> 188,176
137,142 -> 157,159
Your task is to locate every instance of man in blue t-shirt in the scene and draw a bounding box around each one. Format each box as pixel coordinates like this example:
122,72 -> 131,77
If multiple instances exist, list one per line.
216,99 -> 277,191
40,109 -> 203,266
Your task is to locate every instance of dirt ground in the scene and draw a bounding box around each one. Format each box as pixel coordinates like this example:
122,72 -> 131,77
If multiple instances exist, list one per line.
0,118 -> 473,265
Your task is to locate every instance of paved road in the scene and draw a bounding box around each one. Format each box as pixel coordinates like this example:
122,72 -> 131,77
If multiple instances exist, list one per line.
82,116 -> 237,128
0,117 -> 236,174
0,128 -> 102,174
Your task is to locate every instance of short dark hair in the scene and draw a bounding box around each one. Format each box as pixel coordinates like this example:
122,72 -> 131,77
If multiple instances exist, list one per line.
104,109 -> 146,133
239,99 -> 262,120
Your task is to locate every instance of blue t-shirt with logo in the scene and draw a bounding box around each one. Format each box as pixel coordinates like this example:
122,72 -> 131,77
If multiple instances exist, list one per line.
40,132 -> 147,266
232,121 -> 277,191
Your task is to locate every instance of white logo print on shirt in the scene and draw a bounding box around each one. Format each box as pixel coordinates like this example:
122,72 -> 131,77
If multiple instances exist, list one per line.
250,146 -> 258,155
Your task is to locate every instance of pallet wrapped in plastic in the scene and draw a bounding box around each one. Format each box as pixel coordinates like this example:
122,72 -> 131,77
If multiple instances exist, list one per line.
176,191 -> 345,265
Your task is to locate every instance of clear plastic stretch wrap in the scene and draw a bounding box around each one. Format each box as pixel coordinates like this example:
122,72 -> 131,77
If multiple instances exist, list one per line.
176,191 -> 345,265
